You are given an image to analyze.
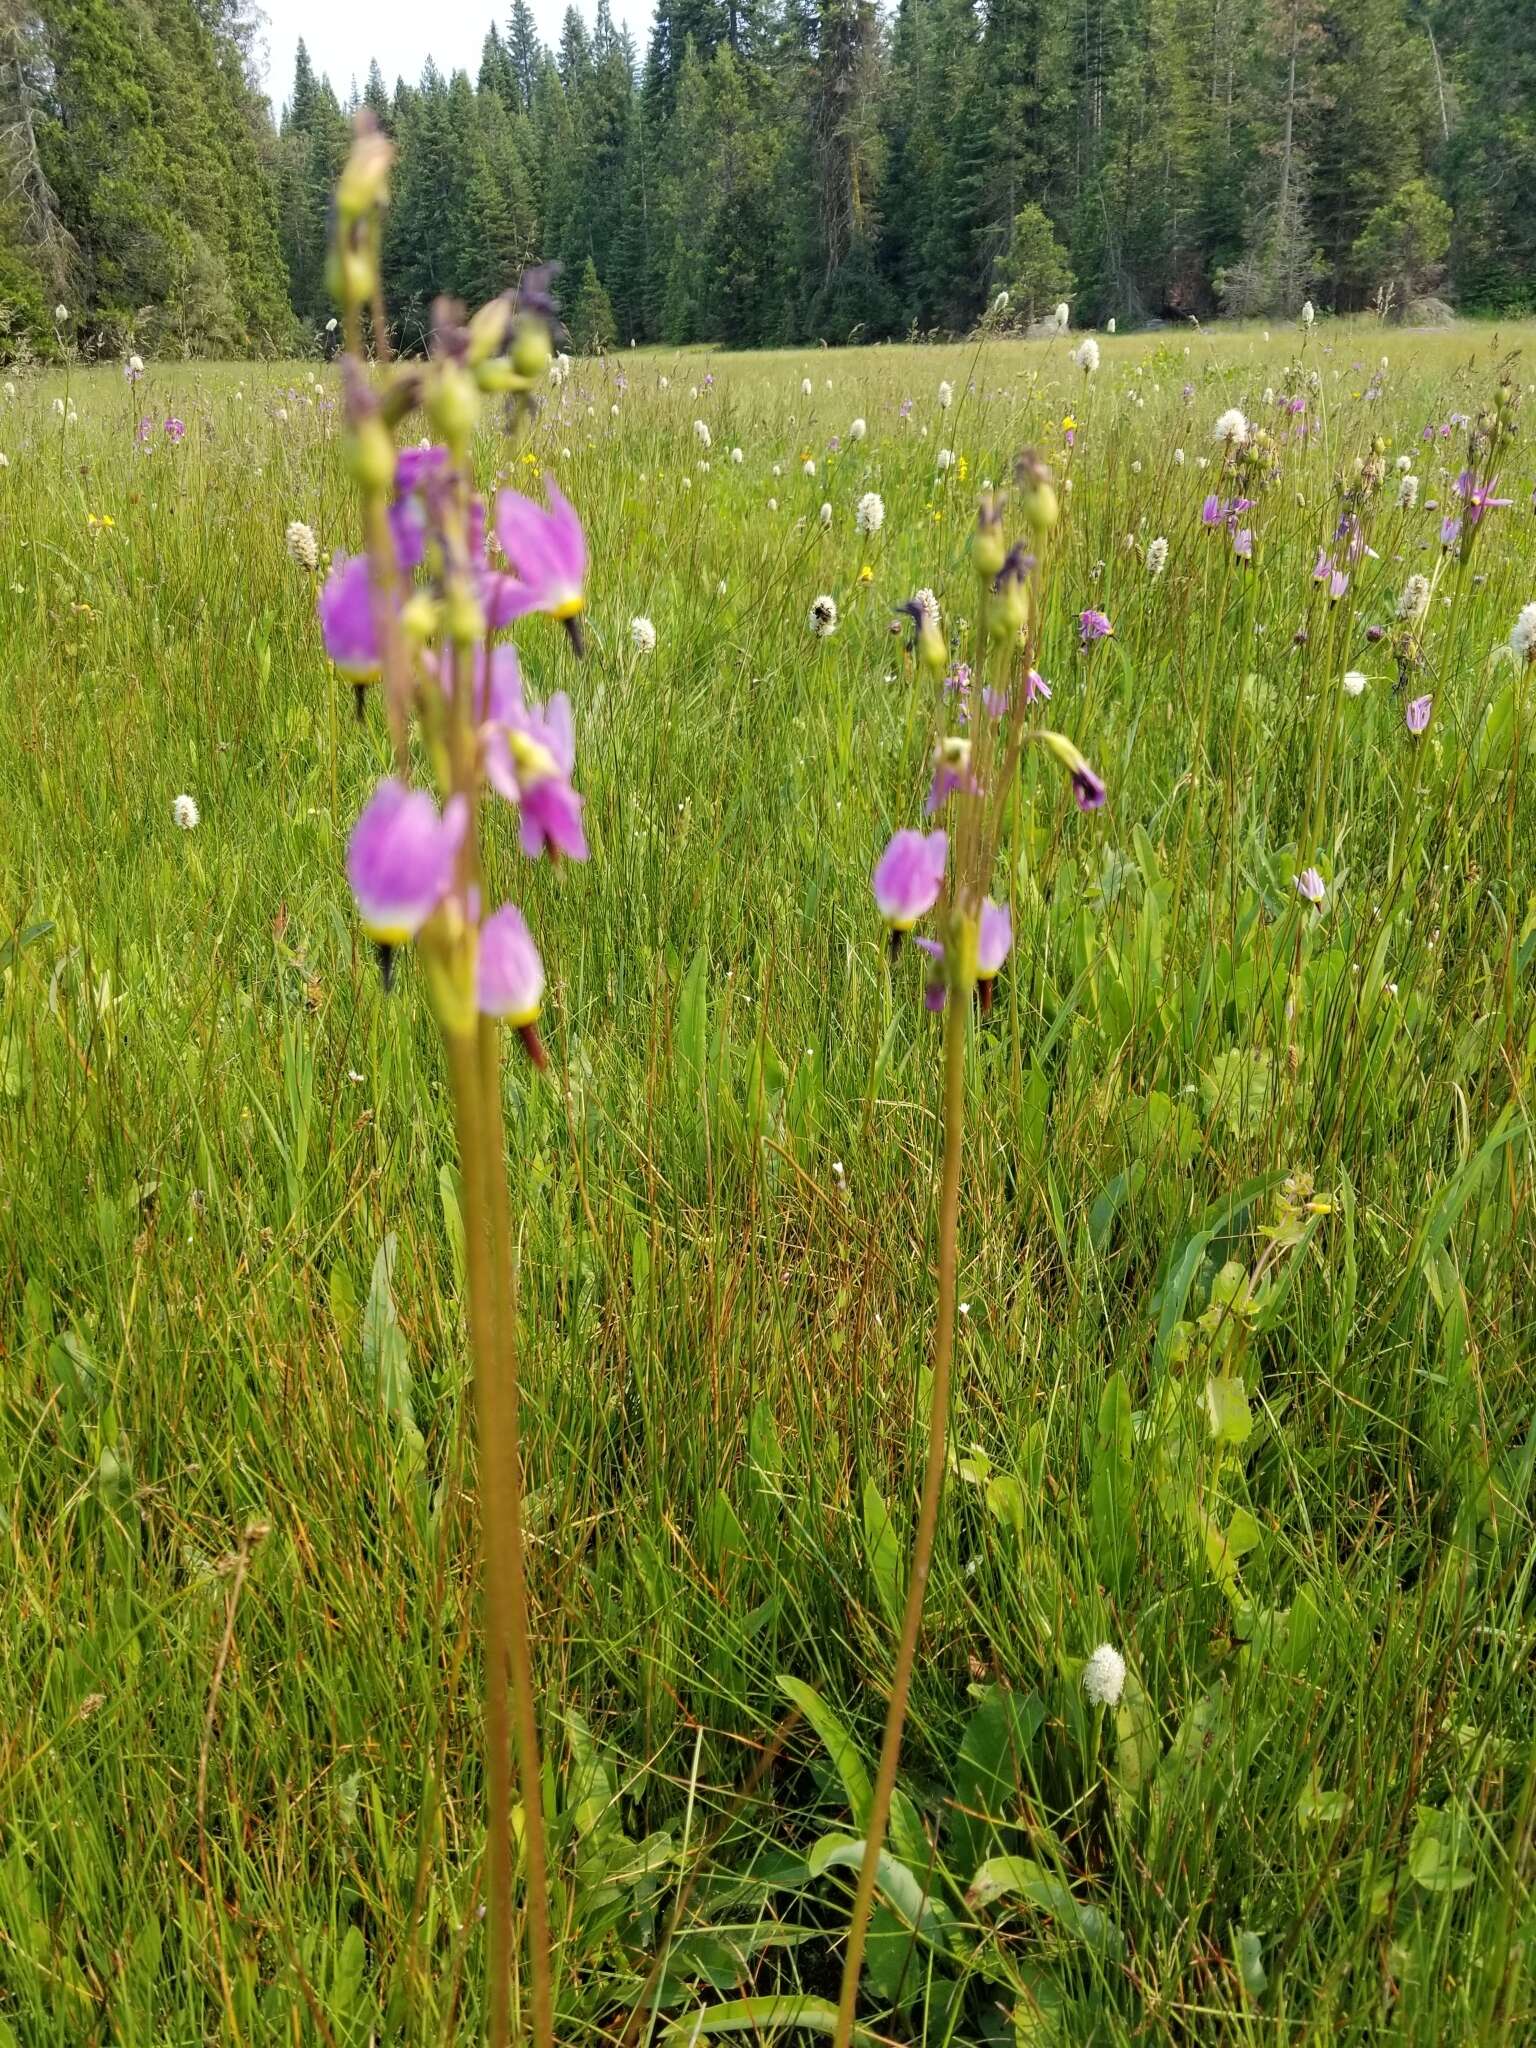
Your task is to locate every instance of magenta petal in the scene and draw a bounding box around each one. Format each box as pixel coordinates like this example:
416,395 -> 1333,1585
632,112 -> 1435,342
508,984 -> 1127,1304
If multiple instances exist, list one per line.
520,780 -> 588,862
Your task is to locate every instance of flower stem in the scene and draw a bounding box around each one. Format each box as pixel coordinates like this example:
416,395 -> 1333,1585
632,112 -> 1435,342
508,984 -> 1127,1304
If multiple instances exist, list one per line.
443,1024 -> 552,2048
831,960 -> 970,2048
477,1014 -> 556,2048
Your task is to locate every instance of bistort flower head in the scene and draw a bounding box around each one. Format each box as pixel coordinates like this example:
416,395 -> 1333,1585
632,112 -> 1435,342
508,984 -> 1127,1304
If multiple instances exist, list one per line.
937,380 -> 953,409
1082,1643 -> 1126,1708
856,491 -> 884,536
1342,669 -> 1367,697
872,828 -> 946,930
173,793 -> 200,830
286,519 -> 319,572
809,593 -> 838,638
1397,573 -> 1431,623
849,417 -> 867,441
347,780 -> 467,947
1511,602 -> 1536,664
630,614 -> 657,655
1146,535 -> 1168,577
1073,337 -> 1100,376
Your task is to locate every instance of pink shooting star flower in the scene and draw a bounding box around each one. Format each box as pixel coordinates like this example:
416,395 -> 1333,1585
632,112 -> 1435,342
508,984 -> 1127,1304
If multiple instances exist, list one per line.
1440,515 -> 1462,550
482,681 -> 588,863
873,828 -> 946,933
1233,527 -> 1253,561
975,897 -> 1013,1012
347,780 -> 467,980
1079,607 -> 1114,647
491,478 -> 588,650
1455,469 -> 1512,529
1296,866 -> 1326,907
1023,669 -> 1051,704
164,417 -> 185,443
318,552 -> 384,710
1202,493 -> 1225,527
477,903 -> 548,1065
1405,694 -> 1432,735
925,737 -> 979,815
1329,567 -> 1349,601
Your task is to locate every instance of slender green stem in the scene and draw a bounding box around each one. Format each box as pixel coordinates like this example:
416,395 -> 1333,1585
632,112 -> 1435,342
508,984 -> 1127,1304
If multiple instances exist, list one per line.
831,961 -> 970,2048
441,1026 -> 531,2048
477,1015 -> 556,2048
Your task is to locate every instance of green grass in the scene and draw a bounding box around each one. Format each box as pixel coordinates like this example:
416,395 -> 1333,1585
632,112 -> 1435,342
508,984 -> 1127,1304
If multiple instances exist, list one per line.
2,319 -> 1535,2045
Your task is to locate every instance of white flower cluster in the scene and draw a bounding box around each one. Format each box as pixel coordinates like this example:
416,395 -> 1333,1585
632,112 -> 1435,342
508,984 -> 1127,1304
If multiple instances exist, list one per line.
855,490 -> 884,536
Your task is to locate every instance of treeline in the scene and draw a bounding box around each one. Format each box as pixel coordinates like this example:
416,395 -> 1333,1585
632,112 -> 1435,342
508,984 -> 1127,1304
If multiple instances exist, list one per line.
0,1 -> 291,354
0,0 -> 1531,360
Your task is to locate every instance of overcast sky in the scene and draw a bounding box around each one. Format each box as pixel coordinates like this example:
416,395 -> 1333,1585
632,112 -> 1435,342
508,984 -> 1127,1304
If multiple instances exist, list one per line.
255,0 -> 655,116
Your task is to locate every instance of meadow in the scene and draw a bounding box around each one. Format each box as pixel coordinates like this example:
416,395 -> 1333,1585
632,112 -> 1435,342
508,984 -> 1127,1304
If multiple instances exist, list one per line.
3,316 -> 1536,2045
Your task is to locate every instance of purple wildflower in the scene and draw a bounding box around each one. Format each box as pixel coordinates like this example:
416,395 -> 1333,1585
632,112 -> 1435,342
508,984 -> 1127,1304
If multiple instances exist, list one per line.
1202,493 -> 1224,527
1455,469 -> 1512,528
1233,527 -> 1253,561
477,904 -> 545,1028
925,739 -> 978,815
318,553 -> 382,682
873,828 -> 946,930
1023,669 -> 1052,704
1440,515 -> 1462,551
1072,761 -> 1107,811
482,684 -> 588,862
1329,567 -> 1349,601
1296,866 -> 1326,907
1405,694 -> 1432,735
136,417 -> 153,446
347,780 -> 466,949
1079,608 -> 1114,647
164,417 -> 185,443
491,479 -> 588,647
982,686 -> 1010,718
977,898 -> 1013,979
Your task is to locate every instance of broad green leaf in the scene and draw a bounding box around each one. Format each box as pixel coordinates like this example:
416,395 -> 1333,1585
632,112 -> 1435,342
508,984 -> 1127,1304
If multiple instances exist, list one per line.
1234,1927 -> 1267,1998
861,1478 -> 904,1625
662,1996 -> 872,2042
966,1855 -> 1124,1958
1408,1804 -> 1477,1893
805,1834 -> 950,1943
777,1677 -> 872,1829
1204,1374 -> 1252,1445
949,1685 -> 1043,1877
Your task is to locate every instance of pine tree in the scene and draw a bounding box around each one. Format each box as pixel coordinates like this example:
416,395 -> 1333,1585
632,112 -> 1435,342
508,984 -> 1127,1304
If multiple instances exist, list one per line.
507,0 -> 545,113
569,254 -> 616,350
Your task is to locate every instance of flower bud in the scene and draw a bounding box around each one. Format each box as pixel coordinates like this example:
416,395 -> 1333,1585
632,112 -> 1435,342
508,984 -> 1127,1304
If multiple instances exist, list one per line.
973,493 -> 1007,580
337,127 -> 393,222
511,318 -> 554,382
349,417 -> 396,495
426,363 -> 480,448
1012,448 -> 1058,534
465,295 -> 512,369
